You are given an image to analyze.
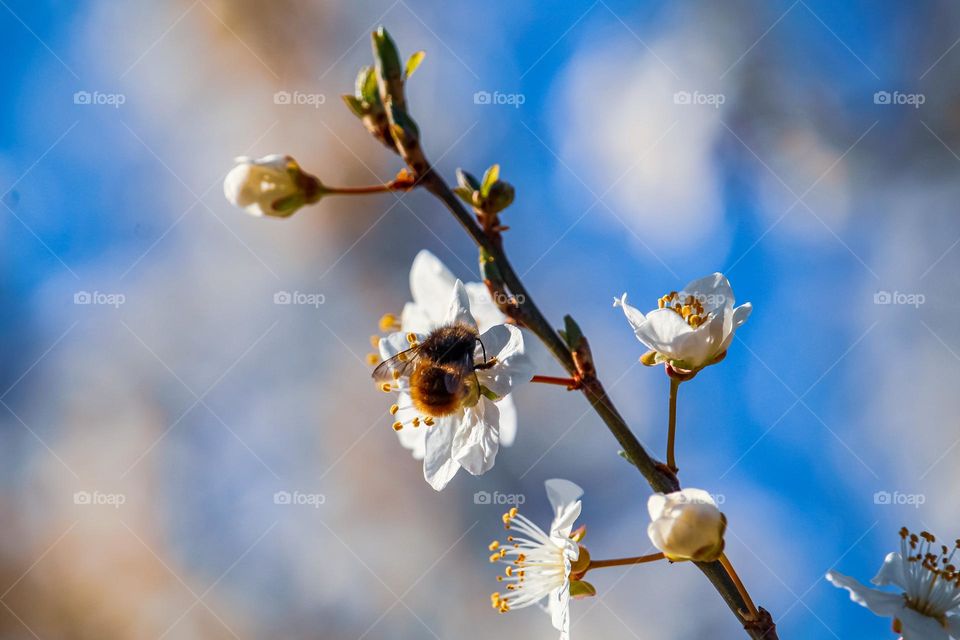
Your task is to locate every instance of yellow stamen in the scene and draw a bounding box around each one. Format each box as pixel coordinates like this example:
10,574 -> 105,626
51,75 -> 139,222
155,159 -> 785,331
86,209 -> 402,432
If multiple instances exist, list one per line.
366,353 -> 380,366
406,332 -> 418,344
489,541 -> 500,551
380,383 -> 393,392
389,404 -> 399,415
392,421 -> 403,431
379,313 -> 400,333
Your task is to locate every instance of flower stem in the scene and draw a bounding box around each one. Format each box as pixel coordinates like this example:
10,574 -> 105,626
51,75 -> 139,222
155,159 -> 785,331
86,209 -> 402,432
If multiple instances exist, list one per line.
719,553 -> 760,621
667,377 -> 681,473
588,552 -> 665,570
530,375 -> 581,389
325,183 -> 405,195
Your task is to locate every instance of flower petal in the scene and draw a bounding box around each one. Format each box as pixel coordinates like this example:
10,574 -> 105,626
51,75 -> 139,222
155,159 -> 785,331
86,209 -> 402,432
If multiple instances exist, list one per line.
379,331 -> 423,360
400,301 -> 435,334
475,324 -> 533,398
393,393 -> 426,459
633,309 -> 694,354
825,570 -> 906,617
614,293 -> 647,332
443,280 -> 477,329
423,417 -> 461,491
546,479 -> 584,516
647,493 -> 668,521
464,281 -> 505,332
899,607 -> 950,640
451,400 -> 499,475
546,479 -> 584,539
497,396 -> 518,447
946,614 -> 960,638
716,302 -> 753,355
548,585 -> 571,640
682,272 -> 734,314
409,250 -> 458,321
871,552 -> 908,591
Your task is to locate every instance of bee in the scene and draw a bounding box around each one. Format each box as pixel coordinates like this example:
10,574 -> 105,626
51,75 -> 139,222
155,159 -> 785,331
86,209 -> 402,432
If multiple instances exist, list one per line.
373,322 -> 497,417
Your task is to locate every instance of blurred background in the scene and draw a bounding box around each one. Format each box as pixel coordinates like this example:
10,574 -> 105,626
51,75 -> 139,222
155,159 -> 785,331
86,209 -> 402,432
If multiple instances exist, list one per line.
0,0 -> 957,637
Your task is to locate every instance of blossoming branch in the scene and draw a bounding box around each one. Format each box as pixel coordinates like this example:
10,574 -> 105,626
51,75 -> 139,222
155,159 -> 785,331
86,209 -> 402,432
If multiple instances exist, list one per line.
223,26 -> 780,640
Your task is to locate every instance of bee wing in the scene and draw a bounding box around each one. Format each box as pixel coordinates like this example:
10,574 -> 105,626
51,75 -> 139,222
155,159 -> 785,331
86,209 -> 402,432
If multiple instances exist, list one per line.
372,346 -> 421,383
443,353 -> 476,393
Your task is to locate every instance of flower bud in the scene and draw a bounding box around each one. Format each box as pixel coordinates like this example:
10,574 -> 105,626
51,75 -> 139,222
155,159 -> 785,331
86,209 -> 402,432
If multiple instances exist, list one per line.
223,155 -> 324,218
647,488 -> 726,562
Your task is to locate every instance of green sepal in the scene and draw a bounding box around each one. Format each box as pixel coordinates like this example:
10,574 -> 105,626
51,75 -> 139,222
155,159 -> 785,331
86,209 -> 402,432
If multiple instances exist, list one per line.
569,580 -> 597,599
342,95 -> 365,118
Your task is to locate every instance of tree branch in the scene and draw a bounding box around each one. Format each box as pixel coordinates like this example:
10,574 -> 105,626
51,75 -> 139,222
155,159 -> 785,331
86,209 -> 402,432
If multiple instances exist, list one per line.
420,169 -> 779,640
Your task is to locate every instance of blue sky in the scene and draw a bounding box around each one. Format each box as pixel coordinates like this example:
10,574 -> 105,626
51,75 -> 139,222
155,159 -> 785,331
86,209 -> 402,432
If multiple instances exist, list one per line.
2,1 -> 958,638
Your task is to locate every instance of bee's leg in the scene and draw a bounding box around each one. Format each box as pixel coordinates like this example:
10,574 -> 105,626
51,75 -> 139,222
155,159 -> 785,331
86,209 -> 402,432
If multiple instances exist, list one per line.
474,357 -> 498,370
474,337 -> 498,370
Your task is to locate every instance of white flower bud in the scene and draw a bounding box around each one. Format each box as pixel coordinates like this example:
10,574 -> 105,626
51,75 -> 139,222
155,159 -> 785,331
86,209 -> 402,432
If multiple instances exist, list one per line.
223,154 -> 323,218
647,488 -> 726,562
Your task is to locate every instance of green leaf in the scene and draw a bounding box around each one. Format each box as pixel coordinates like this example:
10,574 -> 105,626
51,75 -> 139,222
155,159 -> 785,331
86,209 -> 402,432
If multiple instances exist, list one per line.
480,164 -> 500,198
563,315 -> 583,350
358,66 -> 379,103
456,168 -> 480,191
372,27 -> 402,82
342,95 -> 365,118
453,186 -> 474,204
405,50 -> 426,78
